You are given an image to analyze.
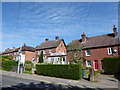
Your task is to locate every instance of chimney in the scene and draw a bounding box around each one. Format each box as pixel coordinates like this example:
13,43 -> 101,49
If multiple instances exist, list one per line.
45,38 -> 49,42
23,43 -> 26,46
13,47 -> 16,50
55,36 -> 59,40
81,32 -> 87,42
113,25 -> 118,37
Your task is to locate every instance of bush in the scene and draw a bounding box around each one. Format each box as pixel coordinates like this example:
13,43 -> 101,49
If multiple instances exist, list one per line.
2,60 -> 18,71
36,64 -> 82,80
0,55 -> 13,61
38,51 -> 43,63
103,56 -> 120,74
25,61 -> 32,64
25,64 -> 33,71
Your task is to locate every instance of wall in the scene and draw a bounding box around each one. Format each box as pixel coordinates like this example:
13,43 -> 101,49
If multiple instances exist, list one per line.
67,46 -> 119,70
25,51 -> 35,62
56,41 -> 66,53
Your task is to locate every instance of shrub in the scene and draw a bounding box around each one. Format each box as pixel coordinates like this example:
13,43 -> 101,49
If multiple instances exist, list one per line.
25,64 -> 33,71
36,64 -> 82,80
2,60 -> 18,71
0,55 -> 13,61
103,56 -> 120,74
38,51 -> 43,63
25,61 -> 32,64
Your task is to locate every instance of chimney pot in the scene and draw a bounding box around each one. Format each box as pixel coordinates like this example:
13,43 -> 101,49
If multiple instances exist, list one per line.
113,25 -> 117,37
81,32 -> 87,42
45,38 -> 49,42
55,36 -> 59,40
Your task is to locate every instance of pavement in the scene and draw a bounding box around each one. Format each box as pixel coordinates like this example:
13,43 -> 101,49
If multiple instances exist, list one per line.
0,70 -> 119,89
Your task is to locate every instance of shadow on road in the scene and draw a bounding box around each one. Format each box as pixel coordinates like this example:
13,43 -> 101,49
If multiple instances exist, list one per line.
2,81 -> 96,90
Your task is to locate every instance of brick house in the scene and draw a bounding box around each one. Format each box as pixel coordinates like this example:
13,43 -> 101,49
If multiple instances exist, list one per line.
1,44 -> 35,64
36,37 -> 67,64
67,25 -> 120,70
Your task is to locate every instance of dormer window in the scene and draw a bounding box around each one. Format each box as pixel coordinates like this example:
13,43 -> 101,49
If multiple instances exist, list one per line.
85,50 -> 90,56
107,48 -> 113,55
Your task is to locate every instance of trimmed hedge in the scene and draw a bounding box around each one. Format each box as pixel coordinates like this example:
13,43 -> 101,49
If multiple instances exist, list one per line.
36,64 -> 82,80
2,60 -> 18,71
103,56 -> 120,74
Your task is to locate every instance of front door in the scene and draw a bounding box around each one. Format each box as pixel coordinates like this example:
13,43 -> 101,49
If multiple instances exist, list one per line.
94,60 -> 99,69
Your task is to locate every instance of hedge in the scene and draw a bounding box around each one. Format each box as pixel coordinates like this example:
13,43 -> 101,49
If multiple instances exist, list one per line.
103,56 -> 120,74
2,60 -> 18,71
36,64 -> 82,80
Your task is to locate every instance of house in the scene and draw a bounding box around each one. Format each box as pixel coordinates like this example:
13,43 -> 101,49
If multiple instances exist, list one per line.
36,37 -> 67,64
1,44 -> 36,64
67,25 -> 120,70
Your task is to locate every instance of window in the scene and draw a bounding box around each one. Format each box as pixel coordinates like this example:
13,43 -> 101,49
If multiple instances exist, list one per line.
86,50 -> 91,56
43,50 -> 46,54
107,48 -> 113,55
38,51 -> 40,55
49,49 -> 52,53
86,60 -> 92,67
58,49 -> 60,53
63,58 -> 65,62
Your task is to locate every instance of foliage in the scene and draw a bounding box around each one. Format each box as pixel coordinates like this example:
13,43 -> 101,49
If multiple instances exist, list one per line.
25,61 -> 32,64
94,69 -> 101,75
23,70 -> 32,74
85,67 -> 93,70
103,56 -> 120,74
36,64 -> 82,80
70,56 -> 86,65
2,60 -> 18,71
25,64 -> 33,71
38,51 -> 43,63
0,55 -> 13,61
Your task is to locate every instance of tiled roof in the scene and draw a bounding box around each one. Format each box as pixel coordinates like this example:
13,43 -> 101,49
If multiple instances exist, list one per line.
36,39 -> 64,50
67,33 -> 120,51
2,44 -> 35,54
13,44 -> 35,52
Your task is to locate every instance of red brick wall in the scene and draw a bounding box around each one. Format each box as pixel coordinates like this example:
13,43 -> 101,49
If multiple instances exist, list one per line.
56,41 -> 66,53
25,51 -> 35,62
67,46 -> 119,70
35,41 -> 66,62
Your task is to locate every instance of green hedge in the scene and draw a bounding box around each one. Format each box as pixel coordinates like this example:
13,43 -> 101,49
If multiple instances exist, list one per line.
103,56 -> 120,74
36,64 -> 82,80
2,60 -> 18,71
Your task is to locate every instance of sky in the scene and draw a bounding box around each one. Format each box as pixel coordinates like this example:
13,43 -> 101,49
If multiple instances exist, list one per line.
2,2 -> 118,51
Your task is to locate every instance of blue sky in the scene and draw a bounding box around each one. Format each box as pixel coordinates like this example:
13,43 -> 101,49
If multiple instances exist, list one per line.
2,2 -> 118,51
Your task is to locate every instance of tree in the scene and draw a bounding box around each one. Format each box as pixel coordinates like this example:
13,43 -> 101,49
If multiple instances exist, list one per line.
38,51 -> 43,63
67,43 -> 85,64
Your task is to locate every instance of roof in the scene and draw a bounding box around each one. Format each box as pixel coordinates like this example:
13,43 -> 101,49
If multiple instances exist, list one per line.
67,33 -> 120,51
36,39 -> 65,50
2,44 -> 35,54
13,44 -> 35,52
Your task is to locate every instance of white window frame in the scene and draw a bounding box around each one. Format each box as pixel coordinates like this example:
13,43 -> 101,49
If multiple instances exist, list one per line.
43,50 -> 46,54
49,49 -> 52,53
85,50 -> 91,56
38,51 -> 40,55
58,49 -> 60,53
107,48 -> 113,55
86,60 -> 91,67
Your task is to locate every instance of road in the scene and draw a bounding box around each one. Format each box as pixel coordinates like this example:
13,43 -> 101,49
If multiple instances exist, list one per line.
1,74 -> 83,90
1,70 -> 119,90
